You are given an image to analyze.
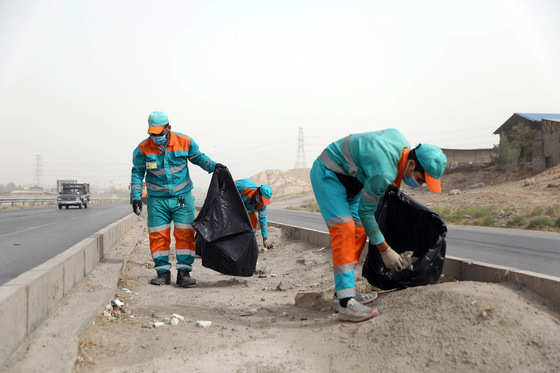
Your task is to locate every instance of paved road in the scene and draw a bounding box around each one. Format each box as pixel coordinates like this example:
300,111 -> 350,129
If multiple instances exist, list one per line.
267,208 -> 560,278
0,204 -> 133,285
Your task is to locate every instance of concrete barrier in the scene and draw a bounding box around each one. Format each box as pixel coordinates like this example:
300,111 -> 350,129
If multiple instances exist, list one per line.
0,213 -> 138,368
269,221 -> 560,311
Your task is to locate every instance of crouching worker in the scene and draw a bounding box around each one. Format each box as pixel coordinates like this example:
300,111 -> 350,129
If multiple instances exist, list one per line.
235,179 -> 274,249
310,129 -> 447,322
131,111 -> 225,287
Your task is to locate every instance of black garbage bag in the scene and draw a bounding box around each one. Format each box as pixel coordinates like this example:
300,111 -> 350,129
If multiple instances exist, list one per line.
362,190 -> 447,290
192,166 -> 258,277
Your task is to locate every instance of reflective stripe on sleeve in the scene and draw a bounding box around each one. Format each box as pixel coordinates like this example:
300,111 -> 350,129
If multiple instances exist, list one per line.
361,190 -> 381,204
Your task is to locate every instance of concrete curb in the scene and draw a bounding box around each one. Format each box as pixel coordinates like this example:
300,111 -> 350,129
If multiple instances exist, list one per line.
0,212 -> 144,369
269,221 -> 560,311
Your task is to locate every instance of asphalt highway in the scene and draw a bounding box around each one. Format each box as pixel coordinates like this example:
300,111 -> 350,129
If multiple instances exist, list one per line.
1,204 -> 558,286
0,204 -> 132,285
267,208 -> 560,278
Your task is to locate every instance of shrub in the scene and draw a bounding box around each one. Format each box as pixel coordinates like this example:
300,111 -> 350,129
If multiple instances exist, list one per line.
527,216 -> 553,230
545,204 -> 560,217
531,206 -> 544,216
482,216 -> 497,226
506,215 -> 525,227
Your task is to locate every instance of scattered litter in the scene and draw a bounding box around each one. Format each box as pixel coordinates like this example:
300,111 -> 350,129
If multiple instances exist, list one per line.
316,247 -> 327,252
516,278 -> 526,291
152,321 -> 165,328
110,298 -> 133,317
196,320 -> 212,328
400,251 -> 418,268
170,318 -> 179,326
103,311 -> 112,317
171,313 -> 184,321
122,288 -> 132,293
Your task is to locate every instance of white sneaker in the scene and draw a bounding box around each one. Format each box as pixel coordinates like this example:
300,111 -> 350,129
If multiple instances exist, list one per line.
338,298 -> 379,322
333,292 -> 379,312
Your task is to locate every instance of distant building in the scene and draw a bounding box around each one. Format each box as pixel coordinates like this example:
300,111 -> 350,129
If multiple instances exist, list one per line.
494,113 -> 560,172
440,148 -> 493,164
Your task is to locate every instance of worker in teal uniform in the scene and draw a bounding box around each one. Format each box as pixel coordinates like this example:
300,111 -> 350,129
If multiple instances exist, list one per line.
131,111 -> 225,287
236,179 -> 274,249
310,129 -> 447,322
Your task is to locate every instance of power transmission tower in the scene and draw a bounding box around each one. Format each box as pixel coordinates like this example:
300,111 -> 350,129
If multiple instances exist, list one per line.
294,127 -> 307,169
33,155 -> 45,187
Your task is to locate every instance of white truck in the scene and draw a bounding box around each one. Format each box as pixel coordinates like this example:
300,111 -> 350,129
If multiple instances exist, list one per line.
57,183 -> 90,209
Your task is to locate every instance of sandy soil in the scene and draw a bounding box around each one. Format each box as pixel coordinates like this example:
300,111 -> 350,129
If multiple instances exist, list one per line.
411,163 -> 560,212
74,221 -> 560,372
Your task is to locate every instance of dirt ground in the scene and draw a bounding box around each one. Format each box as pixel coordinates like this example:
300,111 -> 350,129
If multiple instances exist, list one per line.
69,164 -> 560,372
411,163 -> 560,212
74,219 -> 560,372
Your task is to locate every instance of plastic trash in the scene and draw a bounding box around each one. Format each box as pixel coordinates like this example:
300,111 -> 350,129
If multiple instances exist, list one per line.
362,189 -> 447,290
193,166 -> 259,277
196,320 -> 212,328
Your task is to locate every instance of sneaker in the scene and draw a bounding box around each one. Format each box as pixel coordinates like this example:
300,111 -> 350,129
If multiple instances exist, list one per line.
150,271 -> 171,285
338,298 -> 379,323
177,269 -> 197,287
333,292 -> 379,312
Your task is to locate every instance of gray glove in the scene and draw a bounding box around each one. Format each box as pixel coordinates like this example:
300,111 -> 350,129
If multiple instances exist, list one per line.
132,200 -> 142,216
263,238 -> 273,249
380,247 -> 405,272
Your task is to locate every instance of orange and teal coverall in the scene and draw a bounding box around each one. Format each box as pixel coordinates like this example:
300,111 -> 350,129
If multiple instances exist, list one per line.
310,129 -> 411,299
131,131 -> 216,274
235,179 -> 269,238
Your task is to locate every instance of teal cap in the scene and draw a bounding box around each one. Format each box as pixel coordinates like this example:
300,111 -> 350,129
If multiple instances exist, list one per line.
259,185 -> 273,204
147,111 -> 169,134
415,144 -> 447,193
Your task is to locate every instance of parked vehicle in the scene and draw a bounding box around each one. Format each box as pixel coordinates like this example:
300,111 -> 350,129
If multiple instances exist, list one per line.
57,183 -> 90,209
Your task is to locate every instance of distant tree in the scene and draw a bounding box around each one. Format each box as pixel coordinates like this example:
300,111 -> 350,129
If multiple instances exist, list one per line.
5,182 -> 17,193
491,133 -> 517,180
509,123 -> 539,165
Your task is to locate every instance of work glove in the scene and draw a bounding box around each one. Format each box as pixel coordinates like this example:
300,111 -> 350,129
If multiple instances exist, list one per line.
132,200 -> 143,216
380,247 -> 405,272
263,238 -> 273,249
214,163 -> 227,172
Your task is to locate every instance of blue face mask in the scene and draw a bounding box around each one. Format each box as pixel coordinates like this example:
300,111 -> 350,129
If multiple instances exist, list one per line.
403,173 -> 420,188
151,134 -> 167,145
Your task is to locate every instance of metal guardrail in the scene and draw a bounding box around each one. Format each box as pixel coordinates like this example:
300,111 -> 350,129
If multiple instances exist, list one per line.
0,198 -> 129,207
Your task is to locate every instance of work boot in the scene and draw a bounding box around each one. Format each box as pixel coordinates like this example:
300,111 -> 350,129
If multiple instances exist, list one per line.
338,298 -> 379,323
177,269 -> 197,287
333,291 -> 379,312
150,271 -> 171,286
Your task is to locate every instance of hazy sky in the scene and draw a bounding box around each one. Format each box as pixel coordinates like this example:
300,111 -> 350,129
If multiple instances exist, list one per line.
1,0 -> 560,191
